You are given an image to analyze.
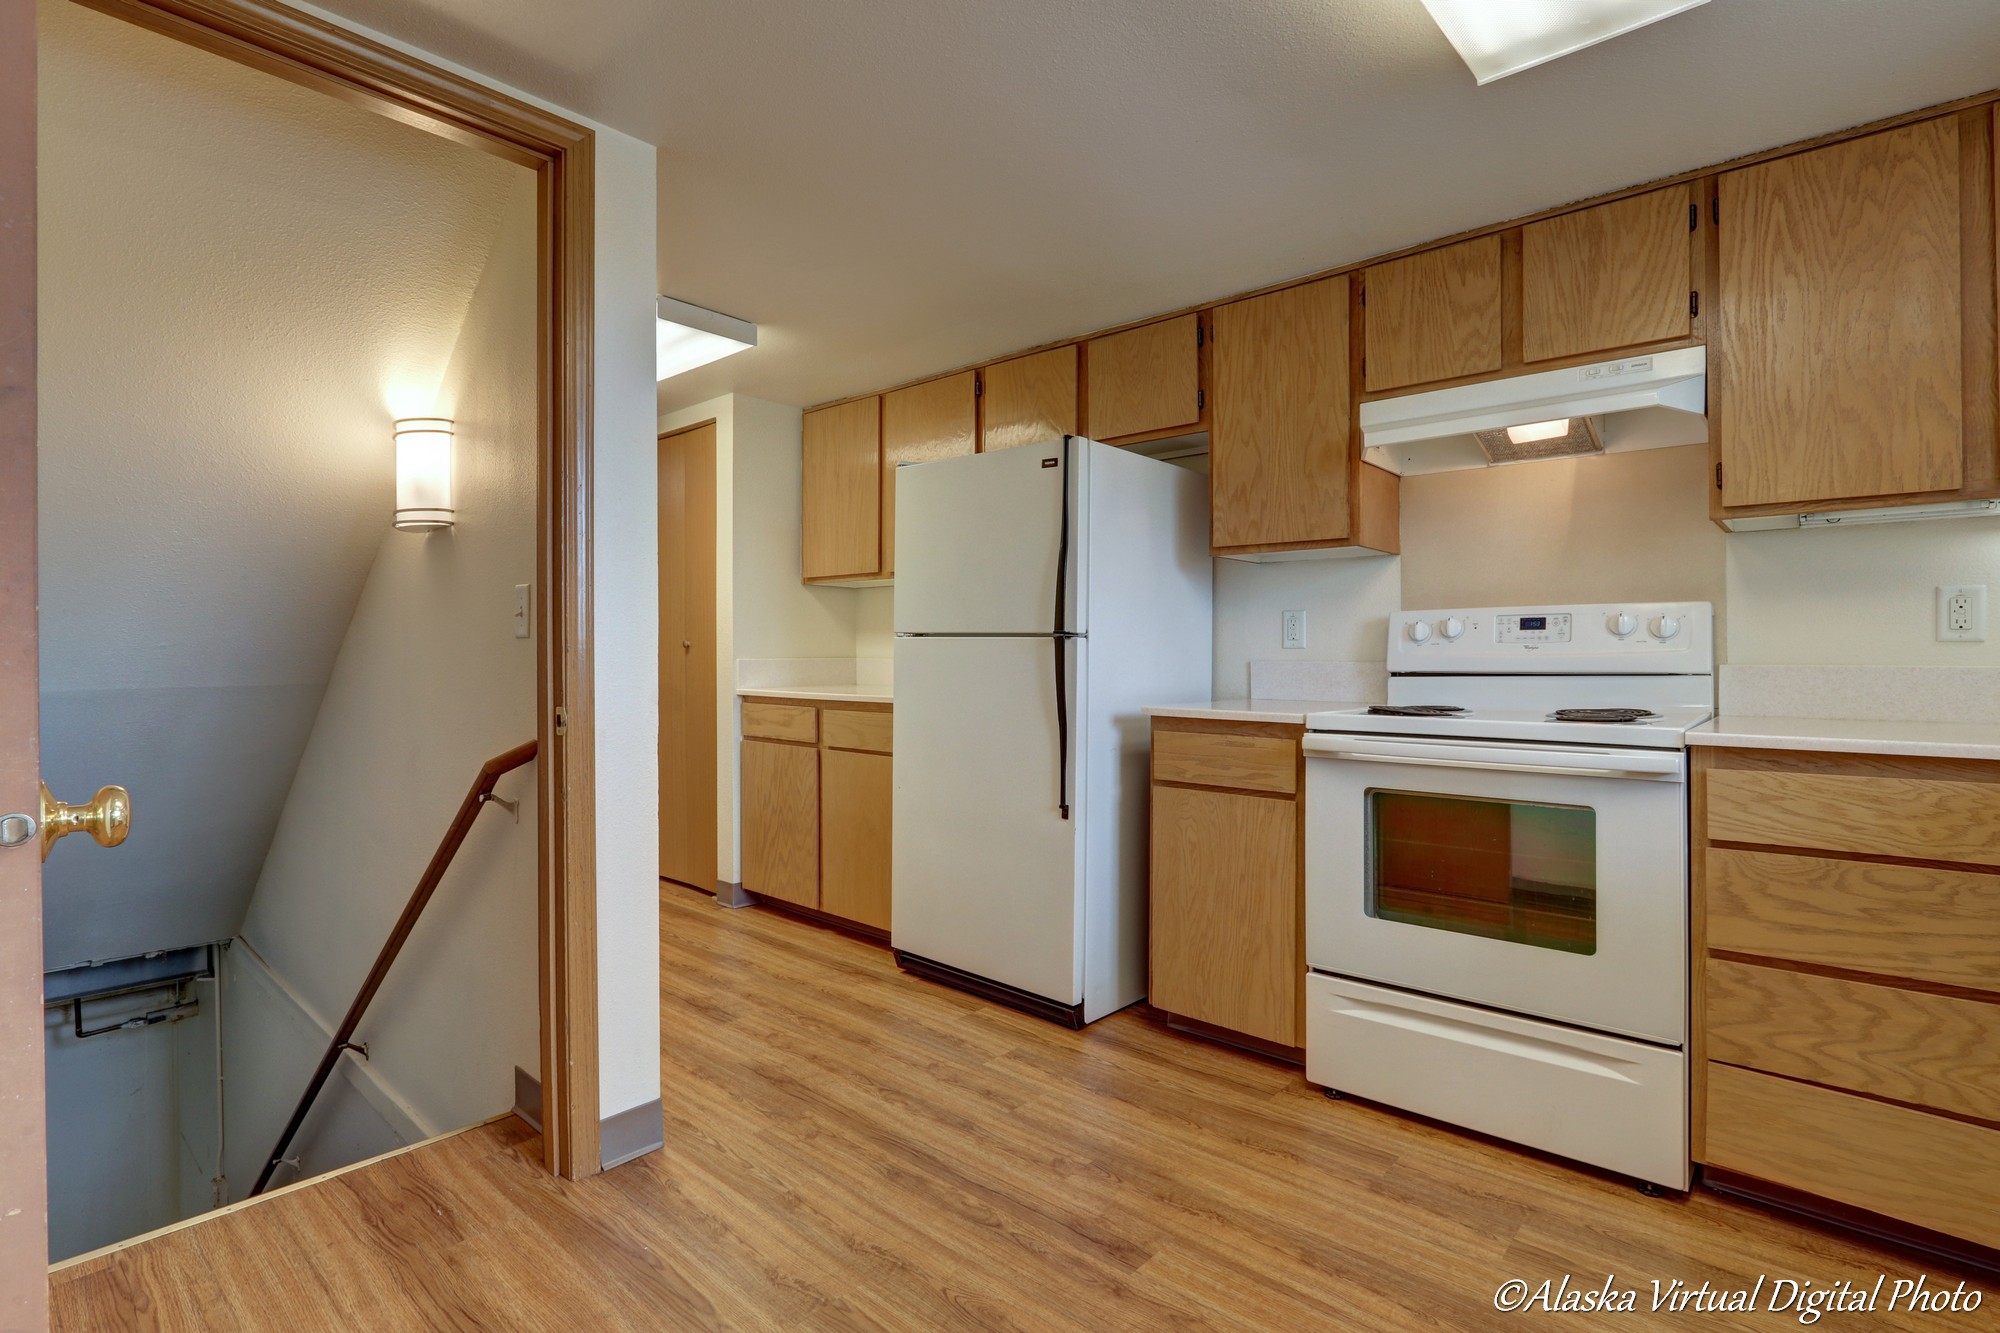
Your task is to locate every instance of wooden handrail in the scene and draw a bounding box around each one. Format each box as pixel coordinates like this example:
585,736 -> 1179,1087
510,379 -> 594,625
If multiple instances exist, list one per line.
249,739 -> 538,1197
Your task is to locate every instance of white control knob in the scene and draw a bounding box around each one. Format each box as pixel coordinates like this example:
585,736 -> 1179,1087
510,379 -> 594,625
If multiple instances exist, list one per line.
1406,621 -> 1432,644
1651,614 -> 1682,641
1607,613 -> 1637,638
1440,617 -> 1465,641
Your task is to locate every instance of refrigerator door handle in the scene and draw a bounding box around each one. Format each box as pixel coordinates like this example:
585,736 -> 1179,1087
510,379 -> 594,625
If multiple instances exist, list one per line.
1052,435 -> 1073,819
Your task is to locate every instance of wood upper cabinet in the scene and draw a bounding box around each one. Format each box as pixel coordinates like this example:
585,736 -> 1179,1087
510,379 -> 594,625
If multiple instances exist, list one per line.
1713,115 -> 1982,512
1084,313 -> 1202,440
741,737 -> 819,908
1522,186 -> 1693,363
802,397 -> 882,581
1363,235 -> 1502,392
982,346 -> 1078,452
880,373 -> 977,576
1209,277 -> 1352,550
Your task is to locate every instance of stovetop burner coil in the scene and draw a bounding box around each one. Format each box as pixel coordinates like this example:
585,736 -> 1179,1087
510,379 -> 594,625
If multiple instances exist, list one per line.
1548,708 -> 1661,724
1366,705 -> 1468,717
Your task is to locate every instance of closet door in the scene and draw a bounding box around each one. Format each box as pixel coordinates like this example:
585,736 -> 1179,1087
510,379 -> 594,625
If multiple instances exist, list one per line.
658,422 -> 717,891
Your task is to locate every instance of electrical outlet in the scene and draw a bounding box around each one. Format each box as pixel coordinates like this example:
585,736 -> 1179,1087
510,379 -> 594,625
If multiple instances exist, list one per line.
514,583 -> 533,639
1937,584 -> 1987,642
1281,609 -> 1306,651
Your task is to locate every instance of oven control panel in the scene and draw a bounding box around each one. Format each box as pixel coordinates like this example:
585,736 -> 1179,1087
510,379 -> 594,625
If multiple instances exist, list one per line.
1388,603 -> 1715,675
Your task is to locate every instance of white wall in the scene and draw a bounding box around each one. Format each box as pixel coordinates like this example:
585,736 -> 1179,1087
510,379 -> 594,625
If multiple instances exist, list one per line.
42,987 -> 204,1261
238,171 -> 541,1159
1212,557 -> 1398,696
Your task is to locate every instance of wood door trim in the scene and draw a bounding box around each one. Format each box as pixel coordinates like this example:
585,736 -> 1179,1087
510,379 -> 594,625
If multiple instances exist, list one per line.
78,0 -> 603,1180
0,1 -> 45,1323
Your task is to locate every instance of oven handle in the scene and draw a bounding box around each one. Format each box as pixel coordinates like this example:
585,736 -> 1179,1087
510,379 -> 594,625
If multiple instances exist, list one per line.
1302,734 -> 1684,781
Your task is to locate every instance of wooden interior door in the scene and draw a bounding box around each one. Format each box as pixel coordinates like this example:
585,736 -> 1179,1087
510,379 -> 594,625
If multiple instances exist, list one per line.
1209,276 -> 1351,550
0,3 -> 46,1325
658,422 -> 717,892
1714,118 -> 1965,508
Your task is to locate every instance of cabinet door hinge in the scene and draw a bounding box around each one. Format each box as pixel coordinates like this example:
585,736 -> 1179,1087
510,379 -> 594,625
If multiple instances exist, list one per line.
555,706 -> 568,737
1197,388 -> 1206,411
974,377 -> 983,398
1689,202 -> 1698,232
1715,463 -> 1723,490
1689,290 -> 1699,319
1196,323 -> 1205,349
1711,196 -> 1720,225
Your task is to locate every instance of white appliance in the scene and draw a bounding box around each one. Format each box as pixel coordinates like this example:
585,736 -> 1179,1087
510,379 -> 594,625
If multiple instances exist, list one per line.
1302,602 -> 1714,1190
892,437 -> 1211,1027
1359,347 -> 1707,476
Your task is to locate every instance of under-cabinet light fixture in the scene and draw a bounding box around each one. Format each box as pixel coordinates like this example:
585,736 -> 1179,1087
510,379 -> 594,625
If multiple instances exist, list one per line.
1422,0 -> 1710,85
394,417 -> 454,531
657,295 -> 758,381
1797,500 -> 2000,529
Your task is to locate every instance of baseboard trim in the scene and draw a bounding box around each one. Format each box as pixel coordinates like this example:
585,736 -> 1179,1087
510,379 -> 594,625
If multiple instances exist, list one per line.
713,880 -> 757,909
513,1066 -> 543,1134
894,951 -> 1084,1028
754,895 -> 889,944
599,1097 -> 664,1171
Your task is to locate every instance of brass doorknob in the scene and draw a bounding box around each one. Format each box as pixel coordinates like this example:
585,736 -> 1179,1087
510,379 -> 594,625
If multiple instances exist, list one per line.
39,782 -> 131,861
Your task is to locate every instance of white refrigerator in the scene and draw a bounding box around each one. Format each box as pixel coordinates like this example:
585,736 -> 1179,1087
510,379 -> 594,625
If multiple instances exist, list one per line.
892,436 -> 1212,1026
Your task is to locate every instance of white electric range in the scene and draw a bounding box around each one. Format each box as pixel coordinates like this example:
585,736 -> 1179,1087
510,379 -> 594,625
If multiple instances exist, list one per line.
1301,602 -> 1714,1191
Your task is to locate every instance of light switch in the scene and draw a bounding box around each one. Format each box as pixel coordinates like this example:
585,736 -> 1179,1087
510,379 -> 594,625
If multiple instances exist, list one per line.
1282,609 -> 1306,651
514,583 -> 533,639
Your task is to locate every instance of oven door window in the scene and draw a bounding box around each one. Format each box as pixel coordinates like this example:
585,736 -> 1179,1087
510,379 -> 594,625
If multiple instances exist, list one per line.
1365,789 -> 1597,955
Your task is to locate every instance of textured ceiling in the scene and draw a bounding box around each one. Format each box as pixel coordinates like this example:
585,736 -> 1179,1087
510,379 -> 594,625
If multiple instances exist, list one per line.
38,0 -> 527,968
302,0 -> 2000,413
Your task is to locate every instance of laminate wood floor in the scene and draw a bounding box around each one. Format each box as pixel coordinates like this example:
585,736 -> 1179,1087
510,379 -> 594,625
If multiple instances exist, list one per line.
52,885 -> 1980,1331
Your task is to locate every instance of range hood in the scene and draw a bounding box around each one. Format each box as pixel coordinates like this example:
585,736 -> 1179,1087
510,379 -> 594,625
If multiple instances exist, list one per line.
1360,347 -> 1707,475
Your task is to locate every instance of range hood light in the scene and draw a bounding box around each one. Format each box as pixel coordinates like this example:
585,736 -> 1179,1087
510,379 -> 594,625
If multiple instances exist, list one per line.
1505,418 -> 1573,445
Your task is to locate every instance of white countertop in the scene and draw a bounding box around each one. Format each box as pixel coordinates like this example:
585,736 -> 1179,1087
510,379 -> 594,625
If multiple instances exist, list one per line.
738,683 -> 893,704
1144,698 -> 1369,726
1690,715 -> 2000,762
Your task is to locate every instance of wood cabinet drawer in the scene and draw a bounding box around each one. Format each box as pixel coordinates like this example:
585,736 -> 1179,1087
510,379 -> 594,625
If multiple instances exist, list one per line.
742,701 -> 818,744
1706,1062 -> 2000,1249
822,707 -> 892,754
1152,728 -> 1297,795
1706,848 -> 2000,992
1706,959 -> 2000,1123
1706,767 -> 2000,867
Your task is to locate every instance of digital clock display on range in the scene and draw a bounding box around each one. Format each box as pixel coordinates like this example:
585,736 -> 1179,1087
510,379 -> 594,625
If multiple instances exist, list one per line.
1518,616 -> 1547,631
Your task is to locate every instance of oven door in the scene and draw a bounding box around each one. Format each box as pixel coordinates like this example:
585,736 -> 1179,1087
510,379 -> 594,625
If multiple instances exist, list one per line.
1303,733 -> 1687,1045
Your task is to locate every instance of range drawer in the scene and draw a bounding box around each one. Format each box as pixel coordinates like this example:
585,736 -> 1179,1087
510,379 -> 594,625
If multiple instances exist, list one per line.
822,707 -> 892,754
1706,766 -> 2000,867
1706,1063 -> 2000,1250
1152,728 -> 1297,795
742,701 -> 818,744
1706,958 -> 2000,1123
1705,848 -> 2000,992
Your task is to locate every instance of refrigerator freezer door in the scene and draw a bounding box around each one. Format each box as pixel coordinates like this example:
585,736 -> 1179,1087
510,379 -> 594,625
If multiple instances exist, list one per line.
891,634 -> 1084,1006
893,440 -> 1084,635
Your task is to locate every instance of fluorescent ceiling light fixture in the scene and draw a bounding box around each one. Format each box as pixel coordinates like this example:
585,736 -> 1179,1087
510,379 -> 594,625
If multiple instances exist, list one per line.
656,295 -> 757,381
1797,499 -> 2000,528
1422,0 -> 1710,85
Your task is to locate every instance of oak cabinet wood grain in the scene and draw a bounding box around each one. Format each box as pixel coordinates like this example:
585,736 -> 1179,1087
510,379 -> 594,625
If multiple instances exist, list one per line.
1152,727 -> 1297,795
1209,277 -> 1353,551
881,373 -> 977,577
1521,186 -> 1692,363
741,738 -> 819,908
1713,117 -> 1969,510
982,346 -> 1078,453
1084,314 -> 1201,441
1705,764 -> 2000,867
821,706 -> 893,755
802,397 -> 882,581
1362,236 -> 1502,392
1150,784 -> 1299,1047
821,748 -> 893,931
741,701 -> 819,744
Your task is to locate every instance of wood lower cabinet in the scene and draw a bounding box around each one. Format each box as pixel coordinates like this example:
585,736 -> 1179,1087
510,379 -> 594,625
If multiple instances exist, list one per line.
1209,275 -> 1398,559
1712,112 -> 1996,521
1695,744 -> 2000,1259
1148,717 -> 1304,1053
741,737 -> 819,908
739,697 -> 893,934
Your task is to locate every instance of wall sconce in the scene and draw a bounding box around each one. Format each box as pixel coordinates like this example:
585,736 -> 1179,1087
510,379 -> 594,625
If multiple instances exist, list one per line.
394,417 -> 454,531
